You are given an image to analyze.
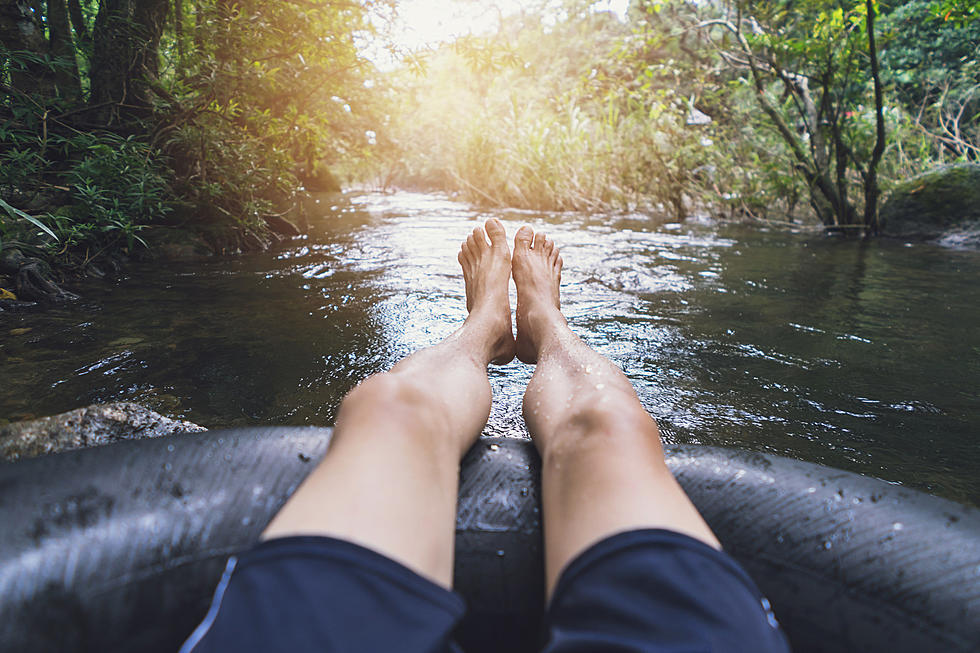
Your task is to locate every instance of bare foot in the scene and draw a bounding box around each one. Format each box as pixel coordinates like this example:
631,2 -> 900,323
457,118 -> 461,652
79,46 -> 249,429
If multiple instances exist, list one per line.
458,219 -> 516,365
512,226 -> 564,364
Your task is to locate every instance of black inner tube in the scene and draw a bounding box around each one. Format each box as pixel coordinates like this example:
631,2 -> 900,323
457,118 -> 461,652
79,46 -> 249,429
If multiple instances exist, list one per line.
0,428 -> 977,652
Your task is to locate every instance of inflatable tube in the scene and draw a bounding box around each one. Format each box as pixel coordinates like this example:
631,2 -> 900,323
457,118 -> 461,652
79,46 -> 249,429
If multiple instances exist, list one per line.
0,428 -> 978,653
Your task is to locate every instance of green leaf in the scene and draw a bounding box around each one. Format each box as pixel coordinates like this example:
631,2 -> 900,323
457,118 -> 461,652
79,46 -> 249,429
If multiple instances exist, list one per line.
0,199 -> 58,241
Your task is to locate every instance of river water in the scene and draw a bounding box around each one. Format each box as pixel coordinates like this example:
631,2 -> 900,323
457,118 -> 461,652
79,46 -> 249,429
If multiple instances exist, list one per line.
3,192 -> 978,505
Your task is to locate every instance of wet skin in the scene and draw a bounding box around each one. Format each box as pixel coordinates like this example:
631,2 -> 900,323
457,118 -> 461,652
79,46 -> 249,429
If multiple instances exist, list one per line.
263,219 -> 719,596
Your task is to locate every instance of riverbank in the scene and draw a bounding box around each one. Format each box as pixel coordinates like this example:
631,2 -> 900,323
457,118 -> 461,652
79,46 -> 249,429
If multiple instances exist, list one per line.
0,190 -> 346,305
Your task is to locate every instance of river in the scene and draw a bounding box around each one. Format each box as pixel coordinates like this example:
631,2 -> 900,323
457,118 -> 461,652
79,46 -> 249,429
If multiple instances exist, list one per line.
3,192 -> 978,505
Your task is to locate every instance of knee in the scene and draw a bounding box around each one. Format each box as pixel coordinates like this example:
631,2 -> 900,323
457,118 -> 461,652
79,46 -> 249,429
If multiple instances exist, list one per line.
546,401 -> 662,466
561,401 -> 658,443
344,372 -> 416,407
339,372 -> 448,436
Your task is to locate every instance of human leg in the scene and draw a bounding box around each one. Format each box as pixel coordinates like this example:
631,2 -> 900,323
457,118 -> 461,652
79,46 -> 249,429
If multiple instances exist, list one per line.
511,225 -> 719,597
514,226 -> 789,652
261,218 -> 515,588
182,220 -> 515,653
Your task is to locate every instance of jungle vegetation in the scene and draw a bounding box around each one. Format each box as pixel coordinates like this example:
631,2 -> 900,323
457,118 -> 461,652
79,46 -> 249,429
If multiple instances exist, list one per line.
1,0 -> 978,298
367,0 -> 979,228
0,0 -> 394,297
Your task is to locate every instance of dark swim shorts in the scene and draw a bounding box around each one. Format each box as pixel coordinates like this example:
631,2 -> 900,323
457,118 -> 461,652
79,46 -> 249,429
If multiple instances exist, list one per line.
180,529 -> 790,653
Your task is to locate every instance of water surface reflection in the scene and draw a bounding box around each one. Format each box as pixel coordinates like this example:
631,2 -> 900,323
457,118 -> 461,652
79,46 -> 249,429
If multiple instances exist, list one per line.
2,192 -> 978,504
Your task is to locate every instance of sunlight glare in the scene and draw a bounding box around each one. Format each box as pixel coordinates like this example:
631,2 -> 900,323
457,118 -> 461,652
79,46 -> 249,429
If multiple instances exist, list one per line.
385,0 -> 629,56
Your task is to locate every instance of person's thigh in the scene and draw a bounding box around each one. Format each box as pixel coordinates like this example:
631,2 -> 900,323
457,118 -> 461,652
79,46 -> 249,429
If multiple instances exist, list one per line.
542,529 -> 791,653
180,536 -> 465,653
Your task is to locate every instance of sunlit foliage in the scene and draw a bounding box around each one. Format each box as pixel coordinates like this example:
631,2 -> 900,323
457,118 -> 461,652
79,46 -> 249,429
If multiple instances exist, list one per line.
367,5 -> 718,214
2,0 -> 978,274
366,0 -> 976,228
0,0 -> 393,269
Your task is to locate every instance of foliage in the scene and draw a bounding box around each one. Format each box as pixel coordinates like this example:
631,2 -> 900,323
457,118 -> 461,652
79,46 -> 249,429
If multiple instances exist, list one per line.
62,133 -> 173,250
0,0 -> 393,272
1,0 -> 978,268
649,0 -> 887,228
0,198 -> 57,241
368,7 -> 699,212
616,0 -> 978,225
361,0 -> 885,221
879,0 -> 980,160
364,0 -> 978,229
0,197 -> 58,258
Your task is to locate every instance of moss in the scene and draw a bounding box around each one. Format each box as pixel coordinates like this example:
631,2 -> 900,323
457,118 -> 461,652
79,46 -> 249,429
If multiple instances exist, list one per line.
880,163 -> 980,237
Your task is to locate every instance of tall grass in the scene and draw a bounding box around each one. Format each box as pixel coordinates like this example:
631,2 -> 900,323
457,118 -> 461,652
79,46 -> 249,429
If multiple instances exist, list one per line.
362,5 -> 979,224
379,52 -> 714,217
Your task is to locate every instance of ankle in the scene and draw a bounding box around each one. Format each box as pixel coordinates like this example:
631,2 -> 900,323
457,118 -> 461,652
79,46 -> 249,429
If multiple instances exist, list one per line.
469,303 -> 510,327
525,306 -> 565,343
455,318 -> 514,366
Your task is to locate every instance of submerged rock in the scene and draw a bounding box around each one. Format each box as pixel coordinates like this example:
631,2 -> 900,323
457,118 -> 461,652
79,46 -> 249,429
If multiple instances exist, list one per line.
880,163 -> 980,239
0,402 -> 206,461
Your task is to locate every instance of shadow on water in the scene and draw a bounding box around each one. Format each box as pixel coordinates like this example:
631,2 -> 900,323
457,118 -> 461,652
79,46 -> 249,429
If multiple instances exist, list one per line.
2,192 -> 979,505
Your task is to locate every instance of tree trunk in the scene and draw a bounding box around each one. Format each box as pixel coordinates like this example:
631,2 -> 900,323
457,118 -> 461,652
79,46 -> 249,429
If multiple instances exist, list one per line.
213,0 -> 239,101
47,0 -> 81,98
89,0 -> 169,122
174,0 -> 184,74
193,0 -> 207,56
67,0 -> 91,47
863,0 -> 886,235
0,0 -> 55,96
90,0 -> 131,117
134,0 -> 168,80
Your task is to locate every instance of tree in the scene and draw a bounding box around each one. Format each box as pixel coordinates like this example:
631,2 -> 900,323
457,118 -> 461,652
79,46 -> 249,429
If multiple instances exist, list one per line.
47,0 -> 81,98
694,0 -> 887,230
880,0 -> 980,161
0,0 -> 60,97
90,0 -> 169,121
0,0 -> 395,283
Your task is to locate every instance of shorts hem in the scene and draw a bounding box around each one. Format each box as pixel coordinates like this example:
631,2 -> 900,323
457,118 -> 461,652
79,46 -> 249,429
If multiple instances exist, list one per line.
549,528 -> 762,612
244,535 -> 466,617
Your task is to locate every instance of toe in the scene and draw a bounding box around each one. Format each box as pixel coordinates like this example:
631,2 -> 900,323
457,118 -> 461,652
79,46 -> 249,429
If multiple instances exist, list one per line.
472,226 -> 489,250
534,232 -> 548,250
486,218 -> 508,249
514,226 -> 533,251
464,238 -> 479,263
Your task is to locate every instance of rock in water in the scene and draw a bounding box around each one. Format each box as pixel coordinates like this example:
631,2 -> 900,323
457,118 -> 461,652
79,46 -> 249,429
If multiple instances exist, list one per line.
0,403 -> 207,461
880,163 -> 980,239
